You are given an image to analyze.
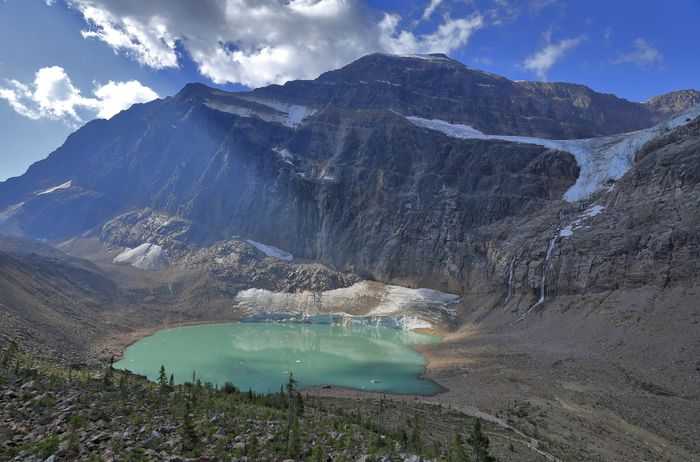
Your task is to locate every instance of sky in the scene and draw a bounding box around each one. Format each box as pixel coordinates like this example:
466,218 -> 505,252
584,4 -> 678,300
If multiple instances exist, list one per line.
0,0 -> 698,181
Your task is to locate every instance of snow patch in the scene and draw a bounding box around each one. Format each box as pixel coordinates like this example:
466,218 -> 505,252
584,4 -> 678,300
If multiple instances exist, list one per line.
558,226 -> 574,237
581,204 -> 605,218
113,243 -> 167,270
407,104 -> 700,202
37,181 -> 72,195
238,97 -> 317,128
558,205 -> 606,238
396,316 -> 432,330
245,239 -> 293,261
398,53 -> 450,61
272,147 -> 296,166
0,202 -> 25,234
205,98 -> 315,128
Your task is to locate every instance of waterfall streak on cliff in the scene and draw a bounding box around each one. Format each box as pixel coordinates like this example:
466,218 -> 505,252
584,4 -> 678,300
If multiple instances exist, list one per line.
505,253 -> 517,302
509,237 -> 556,326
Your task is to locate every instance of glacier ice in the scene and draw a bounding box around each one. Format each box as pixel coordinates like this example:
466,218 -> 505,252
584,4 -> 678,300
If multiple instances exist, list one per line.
407,104 -> 700,202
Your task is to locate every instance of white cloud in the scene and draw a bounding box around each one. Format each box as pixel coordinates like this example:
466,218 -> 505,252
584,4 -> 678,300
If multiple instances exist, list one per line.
92,80 -> 159,119
528,0 -> 560,14
61,0 -> 485,88
521,32 -> 585,80
421,0 -> 444,21
380,13 -> 483,55
612,38 -> 663,69
0,66 -> 158,125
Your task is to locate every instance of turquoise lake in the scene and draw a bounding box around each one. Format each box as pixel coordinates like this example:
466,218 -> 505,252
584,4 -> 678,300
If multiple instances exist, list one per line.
114,322 -> 443,395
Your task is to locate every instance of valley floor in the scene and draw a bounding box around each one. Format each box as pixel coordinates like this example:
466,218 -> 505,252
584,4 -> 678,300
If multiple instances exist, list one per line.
79,289 -> 699,462
2,248 -> 697,462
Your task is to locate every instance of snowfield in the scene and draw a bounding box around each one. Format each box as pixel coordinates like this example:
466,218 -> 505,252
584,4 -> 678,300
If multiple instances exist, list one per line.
245,239 -> 293,261
37,181 -> 72,195
407,104 -> 700,202
207,96 -> 316,128
113,243 -> 167,270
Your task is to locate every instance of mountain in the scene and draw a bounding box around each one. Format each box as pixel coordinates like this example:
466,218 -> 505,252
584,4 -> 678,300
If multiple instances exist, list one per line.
249,53 -> 681,138
1,53 -> 699,461
0,236 -> 124,361
644,89 -> 700,116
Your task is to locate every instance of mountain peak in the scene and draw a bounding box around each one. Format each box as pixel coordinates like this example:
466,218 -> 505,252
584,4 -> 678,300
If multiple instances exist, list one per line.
174,82 -> 217,100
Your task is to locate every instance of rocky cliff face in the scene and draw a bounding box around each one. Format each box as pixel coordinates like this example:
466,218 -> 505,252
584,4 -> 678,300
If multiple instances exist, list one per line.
644,89 -> 700,117
251,53 -> 683,138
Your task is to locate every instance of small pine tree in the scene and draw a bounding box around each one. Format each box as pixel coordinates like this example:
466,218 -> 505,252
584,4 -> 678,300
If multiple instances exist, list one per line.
2,339 -> 18,368
285,372 -> 298,448
295,391 -> 304,417
103,355 -> 114,388
447,433 -> 469,462
169,373 -> 175,388
468,418 -> 495,462
311,441 -> 325,462
246,433 -> 258,457
181,401 -> 199,453
287,418 -> 301,457
158,365 -> 168,391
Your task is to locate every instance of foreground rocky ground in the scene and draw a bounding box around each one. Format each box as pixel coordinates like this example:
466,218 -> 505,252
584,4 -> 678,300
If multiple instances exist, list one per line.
0,341 -> 545,461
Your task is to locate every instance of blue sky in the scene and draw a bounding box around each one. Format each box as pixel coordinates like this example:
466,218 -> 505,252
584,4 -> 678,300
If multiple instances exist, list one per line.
0,0 -> 698,180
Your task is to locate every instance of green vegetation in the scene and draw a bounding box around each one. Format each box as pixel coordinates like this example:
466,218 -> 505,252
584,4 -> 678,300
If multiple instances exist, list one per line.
0,341 -> 503,461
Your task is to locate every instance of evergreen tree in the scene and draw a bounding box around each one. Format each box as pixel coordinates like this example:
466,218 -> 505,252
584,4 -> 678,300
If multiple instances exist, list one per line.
169,373 -> 175,388
181,400 -> 199,453
287,418 -> 301,457
2,339 -> 18,368
311,441 -> 325,462
103,355 -> 114,388
158,365 -> 168,391
246,433 -> 258,457
285,372 -> 298,449
468,418 -> 495,462
118,371 -> 127,390
295,391 -> 304,417
447,433 -> 470,462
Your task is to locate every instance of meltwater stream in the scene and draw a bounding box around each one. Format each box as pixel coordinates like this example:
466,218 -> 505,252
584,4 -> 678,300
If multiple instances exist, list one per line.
114,322 -> 443,395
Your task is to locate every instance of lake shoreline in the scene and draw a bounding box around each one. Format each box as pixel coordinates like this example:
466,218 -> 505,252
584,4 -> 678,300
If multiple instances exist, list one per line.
108,319 -> 449,397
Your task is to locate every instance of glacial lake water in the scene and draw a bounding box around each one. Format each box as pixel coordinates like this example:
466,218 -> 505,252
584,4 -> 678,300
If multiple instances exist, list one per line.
114,322 -> 443,395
